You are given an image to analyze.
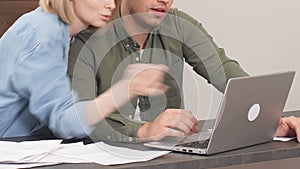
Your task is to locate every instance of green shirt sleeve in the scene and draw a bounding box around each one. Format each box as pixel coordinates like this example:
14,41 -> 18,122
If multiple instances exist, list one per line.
175,9 -> 249,92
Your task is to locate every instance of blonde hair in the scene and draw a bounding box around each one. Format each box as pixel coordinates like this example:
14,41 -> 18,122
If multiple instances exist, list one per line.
39,0 -> 73,24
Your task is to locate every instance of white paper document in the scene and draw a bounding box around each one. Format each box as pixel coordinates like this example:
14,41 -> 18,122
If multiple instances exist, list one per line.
0,140 -> 62,163
0,162 -> 60,169
0,140 -> 170,168
273,136 -> 297,142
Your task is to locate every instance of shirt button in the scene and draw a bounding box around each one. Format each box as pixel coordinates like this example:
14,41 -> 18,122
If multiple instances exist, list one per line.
129,115 -> 133,119
128,137 -> 133,142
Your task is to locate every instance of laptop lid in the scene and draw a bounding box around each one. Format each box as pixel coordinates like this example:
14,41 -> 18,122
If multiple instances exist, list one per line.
206,70 -> 295,154
144,71 -> 295,155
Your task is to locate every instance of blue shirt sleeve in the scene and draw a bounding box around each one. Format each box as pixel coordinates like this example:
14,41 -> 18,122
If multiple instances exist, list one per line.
12,39 -> 94,139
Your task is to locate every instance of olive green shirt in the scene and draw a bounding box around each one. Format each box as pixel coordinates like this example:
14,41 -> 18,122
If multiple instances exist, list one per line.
68,9 -> 248,143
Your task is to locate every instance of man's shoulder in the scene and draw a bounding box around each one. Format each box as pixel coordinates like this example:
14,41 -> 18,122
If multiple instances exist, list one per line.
76,25 -> 117,43
168,8 -> 192,19
161,8 -> 199,32
164,8 -> 203,31
75,29 -> 96,43
72,25 -> 119,58
73,28 -> 113,51
164,8 -> 200,27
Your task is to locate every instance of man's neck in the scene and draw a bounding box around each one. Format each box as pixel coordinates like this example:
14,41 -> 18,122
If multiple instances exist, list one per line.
132,34 -> 149,49
121,18 -> 150,49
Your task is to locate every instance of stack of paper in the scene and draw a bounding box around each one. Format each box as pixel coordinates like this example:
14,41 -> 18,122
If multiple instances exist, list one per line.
0,140 -> 170,168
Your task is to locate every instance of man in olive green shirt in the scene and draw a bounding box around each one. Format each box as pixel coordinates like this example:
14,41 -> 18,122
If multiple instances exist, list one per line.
68,0 -> 300,143
68,0 -> 247,143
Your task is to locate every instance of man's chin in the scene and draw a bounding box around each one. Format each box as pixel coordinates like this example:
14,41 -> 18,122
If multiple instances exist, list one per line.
147,18 -> 165,28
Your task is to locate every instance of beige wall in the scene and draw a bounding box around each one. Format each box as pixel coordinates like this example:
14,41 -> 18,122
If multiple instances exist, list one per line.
173,0 -> 300,119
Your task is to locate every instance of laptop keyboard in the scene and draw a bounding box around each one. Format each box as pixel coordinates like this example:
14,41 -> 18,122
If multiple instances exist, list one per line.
176,139 -> 210,149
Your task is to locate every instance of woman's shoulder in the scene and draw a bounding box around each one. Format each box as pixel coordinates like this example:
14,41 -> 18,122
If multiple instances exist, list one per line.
23,7 -> 69,42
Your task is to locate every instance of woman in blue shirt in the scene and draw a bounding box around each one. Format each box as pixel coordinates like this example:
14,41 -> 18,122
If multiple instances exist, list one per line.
0,0 -> 174,139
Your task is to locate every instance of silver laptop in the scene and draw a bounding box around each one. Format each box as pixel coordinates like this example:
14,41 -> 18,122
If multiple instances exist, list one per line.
144,71 -> 295,155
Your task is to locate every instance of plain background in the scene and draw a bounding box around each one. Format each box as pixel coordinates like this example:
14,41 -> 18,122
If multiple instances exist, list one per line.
172,0 -> 300,119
